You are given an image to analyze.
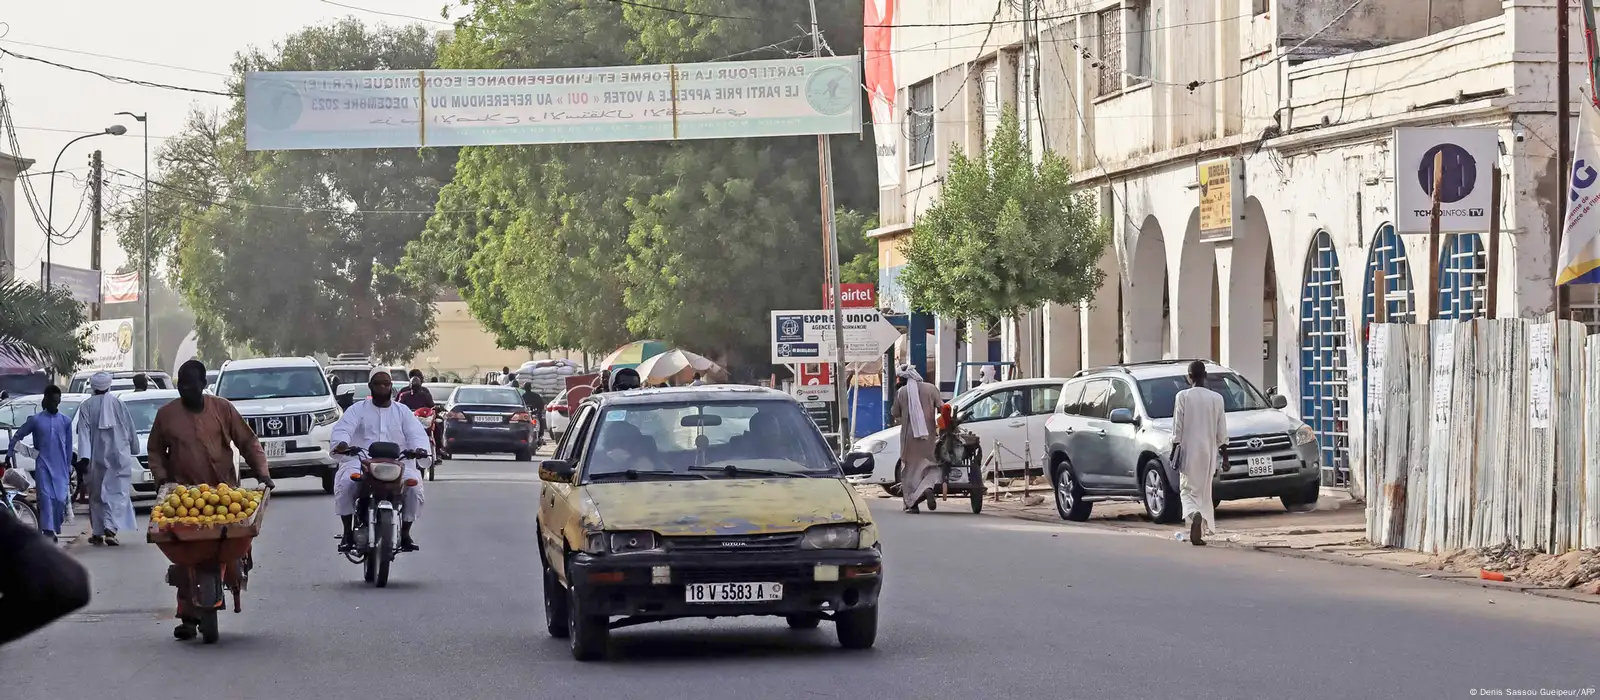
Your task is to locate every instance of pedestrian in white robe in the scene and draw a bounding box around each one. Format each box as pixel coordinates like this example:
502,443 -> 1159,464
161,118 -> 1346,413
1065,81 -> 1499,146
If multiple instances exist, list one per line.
331,372 -> 430,551
892,365 -> 941,513
1171,361 -> 1228,545
75,372 -> 140,545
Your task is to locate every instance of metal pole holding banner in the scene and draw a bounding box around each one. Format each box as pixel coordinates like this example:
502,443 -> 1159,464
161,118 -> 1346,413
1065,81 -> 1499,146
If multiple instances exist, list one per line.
1426,152 -> 1444,320
809,0 -> 850,451
1487,166 -> 1502,317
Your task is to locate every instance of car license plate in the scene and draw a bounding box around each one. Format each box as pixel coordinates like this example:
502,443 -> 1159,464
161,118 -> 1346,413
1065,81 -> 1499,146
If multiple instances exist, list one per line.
1247,456 -> 1274,476
472,415 -> 502,424
685,582 -> 783,603
264,441 -> 286,458
947,467 -> 967,482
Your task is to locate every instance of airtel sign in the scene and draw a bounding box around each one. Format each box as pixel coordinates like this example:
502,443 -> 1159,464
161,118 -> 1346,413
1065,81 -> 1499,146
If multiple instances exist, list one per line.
825,283 -> 877,309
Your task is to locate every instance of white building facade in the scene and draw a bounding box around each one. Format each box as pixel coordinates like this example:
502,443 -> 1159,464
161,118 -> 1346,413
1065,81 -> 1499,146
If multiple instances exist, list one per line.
0,151 -> 32,282
871,0 -> 1597,486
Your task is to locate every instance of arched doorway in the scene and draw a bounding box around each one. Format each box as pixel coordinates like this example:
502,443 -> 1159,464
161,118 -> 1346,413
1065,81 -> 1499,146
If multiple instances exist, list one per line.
1127,216 -> 1167,362
1437,233 -> 1488,320
1362,224 -> 1417,324
1298,230 -> 1349,487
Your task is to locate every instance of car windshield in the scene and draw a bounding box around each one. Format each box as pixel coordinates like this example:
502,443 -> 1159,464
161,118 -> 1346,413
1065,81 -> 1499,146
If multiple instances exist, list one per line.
217,367 -> 331,401
124,399 -> 164,433
327,368 -> 371,386
454,387 -> 522,405
1137,372 -> 1270,419
584,399 -> 838,480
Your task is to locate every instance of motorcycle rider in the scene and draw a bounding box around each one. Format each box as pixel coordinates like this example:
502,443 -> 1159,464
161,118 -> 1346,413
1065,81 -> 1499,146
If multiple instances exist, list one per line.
396,370 -> 434,412
330,371 -> 430,553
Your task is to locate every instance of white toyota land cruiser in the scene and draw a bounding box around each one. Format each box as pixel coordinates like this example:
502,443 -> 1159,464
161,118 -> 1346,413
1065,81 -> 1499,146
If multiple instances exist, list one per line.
214,357 -> 342,493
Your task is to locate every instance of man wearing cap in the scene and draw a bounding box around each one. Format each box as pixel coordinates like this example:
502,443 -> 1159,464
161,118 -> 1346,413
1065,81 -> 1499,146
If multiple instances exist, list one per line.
75,372 -> 140,546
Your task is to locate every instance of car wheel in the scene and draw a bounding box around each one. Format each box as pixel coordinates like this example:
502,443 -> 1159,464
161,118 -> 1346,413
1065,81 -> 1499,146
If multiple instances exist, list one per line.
1280,480 -> 1321,512
543,565 -> 570,638
321,470 -> 335,494
566,566 -> 608,661
1141,460 -> 1181,523
883,461 -> 904,498
515,449 -> 533,462
785,613 -> 822,630
835,606 -> 878,649
1052,461 -> 1093,522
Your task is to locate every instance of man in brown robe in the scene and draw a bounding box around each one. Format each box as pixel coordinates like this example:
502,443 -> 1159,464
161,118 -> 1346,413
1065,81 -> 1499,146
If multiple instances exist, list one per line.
146,360 -> 274,641
892,365 -> 941,513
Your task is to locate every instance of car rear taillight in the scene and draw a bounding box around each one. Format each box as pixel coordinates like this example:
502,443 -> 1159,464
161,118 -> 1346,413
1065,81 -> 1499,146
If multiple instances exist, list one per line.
551,405 -> 568,416
510,411 -> 531,423
447,411 -> 466,421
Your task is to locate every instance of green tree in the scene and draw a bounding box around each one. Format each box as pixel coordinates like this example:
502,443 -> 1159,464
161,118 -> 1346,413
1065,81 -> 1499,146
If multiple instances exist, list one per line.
112,20 -> 454,361
834,208 -> 879,285
0,280 -> 90,373
897,108 -> 1108,358
411,0 -> 874,364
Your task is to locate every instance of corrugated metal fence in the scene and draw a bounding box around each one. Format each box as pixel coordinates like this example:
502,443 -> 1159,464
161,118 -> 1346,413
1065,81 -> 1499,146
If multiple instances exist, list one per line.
1364,318 -> 1600,554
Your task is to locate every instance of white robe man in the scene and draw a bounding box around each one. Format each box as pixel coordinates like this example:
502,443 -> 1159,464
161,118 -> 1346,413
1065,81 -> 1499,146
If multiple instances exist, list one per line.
75,372 -> 140,546
331,372 -> 430,552
1171,360 -> 1228,546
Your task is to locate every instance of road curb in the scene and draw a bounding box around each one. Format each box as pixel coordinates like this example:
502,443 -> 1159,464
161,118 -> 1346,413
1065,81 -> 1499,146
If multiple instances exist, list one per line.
975,502 -> 1600,606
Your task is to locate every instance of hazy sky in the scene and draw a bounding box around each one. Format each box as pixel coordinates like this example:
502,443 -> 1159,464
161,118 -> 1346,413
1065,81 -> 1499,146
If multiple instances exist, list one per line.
1,0 -> 447,281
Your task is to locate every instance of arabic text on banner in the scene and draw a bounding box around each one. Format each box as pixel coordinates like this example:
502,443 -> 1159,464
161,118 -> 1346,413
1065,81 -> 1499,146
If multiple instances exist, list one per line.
245,57 -> 862,151
102,271 -> 140,304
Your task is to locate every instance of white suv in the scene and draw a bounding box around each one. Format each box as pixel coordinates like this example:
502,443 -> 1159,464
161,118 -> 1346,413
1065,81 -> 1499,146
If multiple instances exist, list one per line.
214,357 -> 342,493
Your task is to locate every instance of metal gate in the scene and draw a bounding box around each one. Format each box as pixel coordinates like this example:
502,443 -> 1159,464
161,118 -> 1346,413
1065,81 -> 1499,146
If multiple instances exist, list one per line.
1362,224 -> 1417,324
1299,230 -> 1350,486
1437,233 -> 1487,320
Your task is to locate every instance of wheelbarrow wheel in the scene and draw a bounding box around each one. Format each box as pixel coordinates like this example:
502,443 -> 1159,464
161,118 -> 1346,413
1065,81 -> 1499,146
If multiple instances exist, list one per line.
198,608 -> 219,644
970,491 -> 983,514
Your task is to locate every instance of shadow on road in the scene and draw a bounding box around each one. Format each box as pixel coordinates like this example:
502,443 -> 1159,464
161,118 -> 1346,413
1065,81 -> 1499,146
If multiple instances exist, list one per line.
600,626 -> 862,663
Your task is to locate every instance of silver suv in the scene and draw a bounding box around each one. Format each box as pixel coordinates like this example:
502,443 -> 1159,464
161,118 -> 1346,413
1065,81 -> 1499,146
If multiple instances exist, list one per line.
1043,360 -> 1321,523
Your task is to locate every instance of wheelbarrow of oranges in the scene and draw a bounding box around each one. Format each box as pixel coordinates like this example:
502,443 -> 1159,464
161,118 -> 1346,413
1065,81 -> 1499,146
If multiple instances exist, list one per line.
145,482 -> 269,644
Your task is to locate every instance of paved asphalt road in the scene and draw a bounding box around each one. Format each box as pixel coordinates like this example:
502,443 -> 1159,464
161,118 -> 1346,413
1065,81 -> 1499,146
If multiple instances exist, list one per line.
5,457 -> 1598,700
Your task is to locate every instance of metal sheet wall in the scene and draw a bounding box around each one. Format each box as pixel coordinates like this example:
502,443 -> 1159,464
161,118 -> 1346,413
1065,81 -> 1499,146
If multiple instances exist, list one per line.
1365,318 -> 1597,554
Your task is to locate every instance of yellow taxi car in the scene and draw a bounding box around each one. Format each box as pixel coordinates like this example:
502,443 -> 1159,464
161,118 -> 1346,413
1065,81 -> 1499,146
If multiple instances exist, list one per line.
536,385 -> 882,661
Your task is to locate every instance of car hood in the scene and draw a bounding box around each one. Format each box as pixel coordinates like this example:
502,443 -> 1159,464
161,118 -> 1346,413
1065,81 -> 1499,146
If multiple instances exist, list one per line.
1146,409 -> 1297,437
852,425 -> 900,448
582,478 -> 864,535
230,397 -> 335,415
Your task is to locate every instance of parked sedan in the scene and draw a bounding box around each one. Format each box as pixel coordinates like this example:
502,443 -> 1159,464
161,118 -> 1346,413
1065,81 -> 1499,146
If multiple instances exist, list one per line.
441,385 -> 538,461
1043,360 -> 1321,523
544,388 -> 572,440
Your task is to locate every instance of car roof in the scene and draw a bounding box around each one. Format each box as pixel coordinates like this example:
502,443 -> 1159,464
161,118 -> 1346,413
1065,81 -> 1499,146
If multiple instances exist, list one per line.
964,377 -> 1068,391
114,389 -> 181,401
71,369 -> 169,377
1073,359 -> 1233,381
221,357 -> 322,370
582,384 -> 794,407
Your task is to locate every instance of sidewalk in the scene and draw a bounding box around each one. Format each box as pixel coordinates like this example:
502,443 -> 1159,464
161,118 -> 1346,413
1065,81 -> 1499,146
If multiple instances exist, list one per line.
864,481 -> 1600,605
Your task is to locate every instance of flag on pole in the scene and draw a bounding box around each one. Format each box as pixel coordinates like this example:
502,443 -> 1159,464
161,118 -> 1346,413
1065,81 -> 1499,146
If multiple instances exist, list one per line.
102,271 -> 141,303
1584,0 -> 1600,109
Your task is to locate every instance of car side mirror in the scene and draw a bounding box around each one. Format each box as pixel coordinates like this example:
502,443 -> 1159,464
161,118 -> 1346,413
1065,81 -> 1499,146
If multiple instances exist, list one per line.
1108,408 -> 1137,425
841,451 -> 875,476
540,459 -> 576,483
1270,394 -> 1289,410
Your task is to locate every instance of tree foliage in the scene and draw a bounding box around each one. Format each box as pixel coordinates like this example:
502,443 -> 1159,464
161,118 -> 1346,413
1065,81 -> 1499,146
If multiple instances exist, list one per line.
898,108 -> 1108,324
834,209 -> 879,285
0,280 -> 90,373
112,20 -> 454,360
408,0 -> 874,364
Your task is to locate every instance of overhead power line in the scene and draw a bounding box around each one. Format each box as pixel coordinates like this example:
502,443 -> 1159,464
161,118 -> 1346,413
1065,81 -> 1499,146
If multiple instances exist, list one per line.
0,46 -> 237,97
0,38 -> 229,77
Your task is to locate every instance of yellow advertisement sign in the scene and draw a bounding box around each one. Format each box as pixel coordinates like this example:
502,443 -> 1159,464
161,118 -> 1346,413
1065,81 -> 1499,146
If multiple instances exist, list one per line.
1197,158 -> 1239,242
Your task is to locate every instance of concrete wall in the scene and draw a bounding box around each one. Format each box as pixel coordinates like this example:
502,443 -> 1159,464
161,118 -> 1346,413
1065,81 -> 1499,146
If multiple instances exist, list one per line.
403,301 -> 573,380
0,153 -> 31,283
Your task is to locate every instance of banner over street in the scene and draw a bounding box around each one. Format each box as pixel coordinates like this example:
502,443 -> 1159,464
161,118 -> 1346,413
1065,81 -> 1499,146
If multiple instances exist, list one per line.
245,57 -> 862,151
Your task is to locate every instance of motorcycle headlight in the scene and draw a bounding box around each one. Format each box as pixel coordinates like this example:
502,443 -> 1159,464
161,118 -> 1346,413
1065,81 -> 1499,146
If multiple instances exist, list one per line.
313,409 -> 341,427
606,531 -> 660,554
1292,425 -> 1318,447
801,524 -> 862,550
369,461 -> 403,482
856,439 -> 886,454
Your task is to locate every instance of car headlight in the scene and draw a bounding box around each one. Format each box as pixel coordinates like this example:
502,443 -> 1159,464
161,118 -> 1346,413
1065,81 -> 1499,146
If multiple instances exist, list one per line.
369,461 -> 403,482
1292,425 -> 1318,447
607,531 -> 660,554
801,524 -> 862,550
856,439 -> 886,454
313,409 -> 341,427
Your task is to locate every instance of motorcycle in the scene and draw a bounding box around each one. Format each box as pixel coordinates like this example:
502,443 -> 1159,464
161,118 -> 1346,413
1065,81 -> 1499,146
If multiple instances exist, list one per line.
412,407 -> 439,481
336,442 -> 426,588
1,463 -> 39,530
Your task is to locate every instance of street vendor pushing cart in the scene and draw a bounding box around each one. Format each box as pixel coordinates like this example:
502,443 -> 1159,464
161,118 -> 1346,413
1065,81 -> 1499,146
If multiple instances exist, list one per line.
147,360 -> 276,640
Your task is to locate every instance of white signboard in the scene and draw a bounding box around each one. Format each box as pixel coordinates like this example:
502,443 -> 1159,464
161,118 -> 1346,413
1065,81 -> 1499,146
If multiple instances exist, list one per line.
1528,323 -> 1553,429
81,318 -> 135,372
770,309 -> 900,364
1394,127 -> 1499,234
1430,329 -> 1455,430
793,385 -> 835,403
245,57 -> 862,151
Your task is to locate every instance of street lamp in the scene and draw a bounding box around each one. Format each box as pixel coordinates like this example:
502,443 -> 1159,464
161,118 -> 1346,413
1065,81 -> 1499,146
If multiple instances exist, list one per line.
115,111 -> 150,369
44,124 -> 126,288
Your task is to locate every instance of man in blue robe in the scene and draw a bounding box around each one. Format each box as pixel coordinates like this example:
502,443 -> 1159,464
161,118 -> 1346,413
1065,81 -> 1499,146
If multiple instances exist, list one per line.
6,386 -> 75,541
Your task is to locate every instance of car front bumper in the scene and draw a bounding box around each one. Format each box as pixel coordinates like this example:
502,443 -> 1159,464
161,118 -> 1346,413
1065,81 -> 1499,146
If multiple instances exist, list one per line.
1214,460 -> 1321,500
568,547 -> 884,619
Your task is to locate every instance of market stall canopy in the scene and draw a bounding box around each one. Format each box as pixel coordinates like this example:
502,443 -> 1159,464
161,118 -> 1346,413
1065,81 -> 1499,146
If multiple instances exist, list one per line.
634,349 -> 724,386
598,340 -> 671,370
0,348 -> 42,376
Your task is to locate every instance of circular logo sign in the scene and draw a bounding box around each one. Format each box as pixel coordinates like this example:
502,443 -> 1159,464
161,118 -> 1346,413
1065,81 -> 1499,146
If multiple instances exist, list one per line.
780,318 -> 801,338
1417,143 -> 1478,204
116,321 -> 134,354
806,66 -> 855,116
253,78 -> 305,132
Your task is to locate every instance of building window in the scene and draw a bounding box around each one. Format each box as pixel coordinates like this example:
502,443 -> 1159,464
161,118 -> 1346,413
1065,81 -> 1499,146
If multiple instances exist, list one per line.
1097,7 -> 1122,96
1254,0 -> 1270,15
908,80 -> 934,167
1126,2 -> 1151,86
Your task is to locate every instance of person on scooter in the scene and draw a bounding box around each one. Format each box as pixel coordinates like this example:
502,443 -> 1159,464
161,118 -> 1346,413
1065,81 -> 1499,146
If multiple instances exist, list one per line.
330,371 -> 430,553
396,370 -> 434,412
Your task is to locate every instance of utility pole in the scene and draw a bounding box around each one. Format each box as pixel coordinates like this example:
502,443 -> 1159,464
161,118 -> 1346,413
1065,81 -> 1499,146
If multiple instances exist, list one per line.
89,149 -> 104,321
808,0 -> 849,451
1558,0 -> 1572,322
117,111 -> 151,368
